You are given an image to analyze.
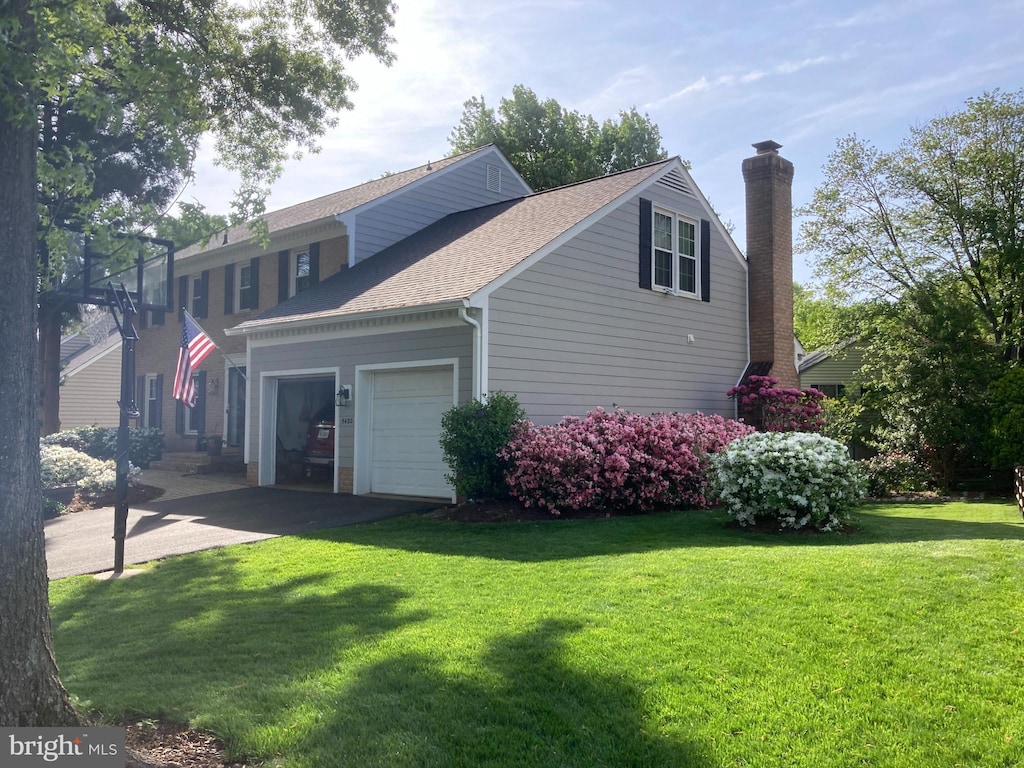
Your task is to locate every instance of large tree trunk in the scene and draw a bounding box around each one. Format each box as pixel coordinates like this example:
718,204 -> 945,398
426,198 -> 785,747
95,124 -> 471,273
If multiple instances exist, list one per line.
0,0 -> 81,727
38,299 -> 64,436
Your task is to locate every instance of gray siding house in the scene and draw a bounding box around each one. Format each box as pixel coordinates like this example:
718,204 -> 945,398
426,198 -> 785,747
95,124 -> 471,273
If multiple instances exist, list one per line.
219,141 -> 798,501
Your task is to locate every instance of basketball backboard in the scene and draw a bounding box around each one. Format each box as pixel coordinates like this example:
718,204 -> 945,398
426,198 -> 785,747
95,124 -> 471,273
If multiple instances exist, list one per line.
43,230 -> 174,312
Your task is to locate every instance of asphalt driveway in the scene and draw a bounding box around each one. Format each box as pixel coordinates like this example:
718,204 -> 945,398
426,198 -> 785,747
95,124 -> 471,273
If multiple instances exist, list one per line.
44,473 -> 441,579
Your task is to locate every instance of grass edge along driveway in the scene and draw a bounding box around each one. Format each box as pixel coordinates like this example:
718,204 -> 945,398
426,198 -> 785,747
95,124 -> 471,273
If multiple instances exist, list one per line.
50,501 -> 1024,768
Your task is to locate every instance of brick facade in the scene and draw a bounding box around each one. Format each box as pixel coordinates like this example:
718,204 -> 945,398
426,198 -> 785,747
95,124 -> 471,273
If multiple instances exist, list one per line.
742,142 -> 798,389
135,233 -> 349,452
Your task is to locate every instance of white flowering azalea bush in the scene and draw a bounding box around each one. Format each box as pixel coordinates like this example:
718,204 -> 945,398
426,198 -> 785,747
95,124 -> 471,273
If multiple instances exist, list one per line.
40,444 -> 140,494
710,432 -> 866,532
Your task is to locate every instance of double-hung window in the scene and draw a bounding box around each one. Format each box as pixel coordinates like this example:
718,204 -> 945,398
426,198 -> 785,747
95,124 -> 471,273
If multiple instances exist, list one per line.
190,275 -> 204,316
237,262 -> 253,309
292,251 -> 310,296
652,208 -> 698,296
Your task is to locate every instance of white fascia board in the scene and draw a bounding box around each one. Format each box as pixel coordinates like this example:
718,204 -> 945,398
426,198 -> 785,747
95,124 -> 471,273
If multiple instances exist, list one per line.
466,159 -> 684,305
225,300 -> 467,338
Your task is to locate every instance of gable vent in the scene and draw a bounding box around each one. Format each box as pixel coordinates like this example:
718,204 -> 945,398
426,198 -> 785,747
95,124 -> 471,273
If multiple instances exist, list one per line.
657,168 -> 693,196
486,163 -> 502,193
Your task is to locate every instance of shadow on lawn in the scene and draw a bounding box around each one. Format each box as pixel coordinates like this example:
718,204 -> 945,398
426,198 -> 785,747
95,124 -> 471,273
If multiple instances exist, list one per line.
305,503 -> 1024,562
52,553 -> 429,728
308,618 -> 711,767
53,560 -> 710,766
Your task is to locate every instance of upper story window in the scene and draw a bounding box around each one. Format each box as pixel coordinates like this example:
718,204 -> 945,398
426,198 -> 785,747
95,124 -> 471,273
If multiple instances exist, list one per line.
292,251 -> 310,296
237,262 -> 253,309
652,208 -> 698,296
190,275 -> 204,315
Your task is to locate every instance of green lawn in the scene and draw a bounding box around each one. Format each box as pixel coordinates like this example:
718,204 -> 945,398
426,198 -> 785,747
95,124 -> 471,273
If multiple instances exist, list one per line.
50,501 -> 1024,768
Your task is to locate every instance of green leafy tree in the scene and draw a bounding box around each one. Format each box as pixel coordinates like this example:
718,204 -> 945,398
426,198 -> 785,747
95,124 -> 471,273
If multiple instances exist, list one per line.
448,85 -> 668,191
857,284 -> 1000,490
792,282 -> 868,351
154,202 -> 230,251
801,89 -> 1024,361
1,0 -> 395,727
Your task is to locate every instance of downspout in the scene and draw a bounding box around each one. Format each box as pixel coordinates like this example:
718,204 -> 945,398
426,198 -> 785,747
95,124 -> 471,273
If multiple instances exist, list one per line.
459,303 -> 482,400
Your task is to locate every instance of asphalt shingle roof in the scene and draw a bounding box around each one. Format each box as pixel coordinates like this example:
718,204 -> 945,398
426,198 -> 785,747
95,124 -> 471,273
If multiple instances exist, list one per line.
235,159 -> 674,331
176,147 -> 492,261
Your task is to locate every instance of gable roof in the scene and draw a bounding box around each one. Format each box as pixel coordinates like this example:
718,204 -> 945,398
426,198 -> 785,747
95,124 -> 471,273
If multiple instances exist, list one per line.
798,337 -> 860,373
176,145 -> 501,262
230,158 -> 677,334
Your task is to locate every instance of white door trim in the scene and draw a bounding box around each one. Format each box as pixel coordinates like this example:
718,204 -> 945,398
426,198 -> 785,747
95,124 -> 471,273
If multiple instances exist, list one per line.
258,366 -> 341,491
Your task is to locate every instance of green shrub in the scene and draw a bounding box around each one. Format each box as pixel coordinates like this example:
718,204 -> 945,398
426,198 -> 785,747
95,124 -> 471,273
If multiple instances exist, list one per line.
711,432 -> 866,532
42,426 -> 164,468
861,451 -> 933,496
440,392 -> 525,500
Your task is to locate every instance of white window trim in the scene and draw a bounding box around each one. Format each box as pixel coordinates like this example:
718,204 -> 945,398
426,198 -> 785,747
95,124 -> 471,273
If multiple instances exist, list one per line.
188,274 -> 205,317
651,206 -> 700,298
234,261 -> 253,310
290,250 -> 310,297
143,373 -> 159,429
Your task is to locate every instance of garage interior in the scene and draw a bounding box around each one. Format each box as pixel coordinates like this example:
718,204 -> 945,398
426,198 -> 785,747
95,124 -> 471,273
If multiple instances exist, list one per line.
275,377 -> 335,490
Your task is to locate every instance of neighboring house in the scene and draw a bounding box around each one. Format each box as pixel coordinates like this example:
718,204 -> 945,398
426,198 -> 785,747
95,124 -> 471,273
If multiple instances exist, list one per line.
798,338 -> 865,398
135,140 -> 800,501
58,317 -> 122,429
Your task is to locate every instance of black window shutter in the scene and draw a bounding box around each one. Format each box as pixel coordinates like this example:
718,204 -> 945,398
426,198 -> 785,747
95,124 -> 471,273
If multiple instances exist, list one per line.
152,309 -> 165,326
194,370 -> 207,434
175,400 -> 184,434
309,242 -> 320,286
135,376 -> 145,426
197,270 -> 210,317
154,374 -> 163,429
249,256 -> 260,309
178,276 -> 187,322
138,309 -> 148,330
700,219 -> 711,303
224,263 -> 235,315
639,198 -> 652,289
278,250 -> 290,302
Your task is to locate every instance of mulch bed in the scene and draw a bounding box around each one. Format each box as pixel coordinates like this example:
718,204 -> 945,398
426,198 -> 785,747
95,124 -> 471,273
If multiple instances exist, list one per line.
123,722 -> 246,768
428,498 -> 628,522
66,484 -> 165,513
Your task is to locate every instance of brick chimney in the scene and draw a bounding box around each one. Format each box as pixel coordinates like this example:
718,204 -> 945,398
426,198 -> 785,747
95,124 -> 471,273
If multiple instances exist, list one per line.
742,140 -> 798,389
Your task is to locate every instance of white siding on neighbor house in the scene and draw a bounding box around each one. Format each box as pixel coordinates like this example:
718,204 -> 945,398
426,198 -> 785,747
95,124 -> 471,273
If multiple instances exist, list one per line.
353,154 -> 530,264
487,186 -> 748,424
59,341 -> 122,428
247,324 -> 474,464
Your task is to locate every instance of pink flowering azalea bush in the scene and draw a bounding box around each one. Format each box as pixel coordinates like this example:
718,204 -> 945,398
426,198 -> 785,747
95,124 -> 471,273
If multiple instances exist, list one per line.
500,408 -> 753,514
727,375 -> 825,432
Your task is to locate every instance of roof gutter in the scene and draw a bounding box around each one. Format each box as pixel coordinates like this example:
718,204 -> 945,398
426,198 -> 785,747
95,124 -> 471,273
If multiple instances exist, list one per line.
224,300 -> 466,337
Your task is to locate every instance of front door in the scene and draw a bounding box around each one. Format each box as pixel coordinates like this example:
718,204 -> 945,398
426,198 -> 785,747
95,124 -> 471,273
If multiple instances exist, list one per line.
227,366 -> 246,448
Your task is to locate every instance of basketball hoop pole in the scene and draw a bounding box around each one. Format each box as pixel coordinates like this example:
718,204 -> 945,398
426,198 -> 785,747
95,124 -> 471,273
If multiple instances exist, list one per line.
107,282 -> 139,574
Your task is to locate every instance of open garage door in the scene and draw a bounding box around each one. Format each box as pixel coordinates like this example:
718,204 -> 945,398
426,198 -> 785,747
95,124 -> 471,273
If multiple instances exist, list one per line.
369,367 -> 453,498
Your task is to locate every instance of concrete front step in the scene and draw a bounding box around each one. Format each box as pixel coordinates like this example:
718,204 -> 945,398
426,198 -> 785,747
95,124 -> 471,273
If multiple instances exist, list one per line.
149,450 -> 245,475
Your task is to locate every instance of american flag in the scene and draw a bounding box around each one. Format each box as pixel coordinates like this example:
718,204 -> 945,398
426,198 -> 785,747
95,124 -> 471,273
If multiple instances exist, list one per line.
173,311 -> 217,407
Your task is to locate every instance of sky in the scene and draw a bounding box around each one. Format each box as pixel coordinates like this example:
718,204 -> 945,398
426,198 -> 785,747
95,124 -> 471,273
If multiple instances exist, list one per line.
186,0 -> 1024,285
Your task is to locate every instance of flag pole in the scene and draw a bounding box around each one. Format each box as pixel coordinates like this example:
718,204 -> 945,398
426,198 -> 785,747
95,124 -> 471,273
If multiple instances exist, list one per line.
183,308 -> 246,381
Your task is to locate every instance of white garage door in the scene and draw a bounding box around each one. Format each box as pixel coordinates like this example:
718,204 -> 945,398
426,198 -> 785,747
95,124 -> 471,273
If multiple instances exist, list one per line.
370,367 -> 453,497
